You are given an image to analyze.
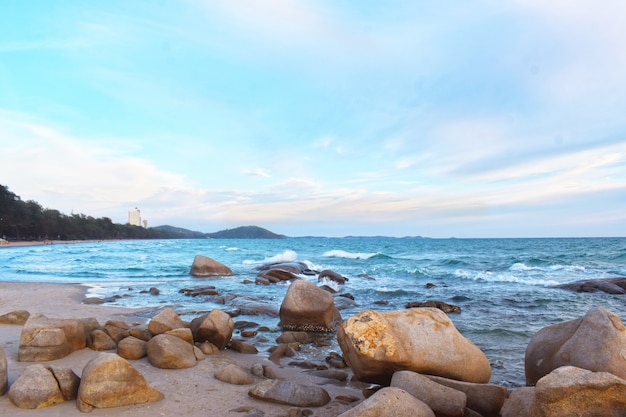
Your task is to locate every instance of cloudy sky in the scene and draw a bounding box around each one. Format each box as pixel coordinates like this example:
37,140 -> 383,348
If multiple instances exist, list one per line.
1,1 -> 625,237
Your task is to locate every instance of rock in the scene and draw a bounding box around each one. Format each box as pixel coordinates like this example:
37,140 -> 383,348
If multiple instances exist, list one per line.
49,366 -> 81,401
89,329 -> 117,351
0,309 -> 30,325
258,268 -> 299,282
318,269 -> 348,284
276,331 -> 311,344
117,336 -> 148,360
215,364 -> 255,385
189,254 -> 233,276
18,314 -> 86,361
148,307 -> 188,336
1,346 -> 7,395
530,366 -> 626,417
552,277 -> 626,294
147,334 -> 198,369
279,279 -> 342,332
82,297 -> 105,304
256,261 -> 313,275
189,308 -> 234,349
525,307 -> 626,385
337,387 -> 436,417
103,320 -> 130,343
425,375 -> 508,417
405,300 -> 461,314
390,370 -> 466,417
77,353 -> 163,412
8,365 -> 69,408
179,286 -> 218,297
197,341 -> 220,355
165,327 -> 194,344
230,339 -> 258,354
309,369 -> 349,381
129,324 -> 152,341
248,380 -> 331,407
337,308 -> 491,384
501,387 -> 534,417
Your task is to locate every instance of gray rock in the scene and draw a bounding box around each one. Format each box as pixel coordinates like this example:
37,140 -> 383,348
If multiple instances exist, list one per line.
248,380 -> 331,407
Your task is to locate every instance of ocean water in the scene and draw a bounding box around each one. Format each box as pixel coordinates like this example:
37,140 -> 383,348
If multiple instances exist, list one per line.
1,237 -> 625,387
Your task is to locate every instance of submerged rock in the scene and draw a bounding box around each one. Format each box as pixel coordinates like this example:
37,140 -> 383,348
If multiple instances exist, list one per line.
551,277 -> 626,294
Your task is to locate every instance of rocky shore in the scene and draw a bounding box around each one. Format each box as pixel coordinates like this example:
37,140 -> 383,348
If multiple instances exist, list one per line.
2,258 -> 626,416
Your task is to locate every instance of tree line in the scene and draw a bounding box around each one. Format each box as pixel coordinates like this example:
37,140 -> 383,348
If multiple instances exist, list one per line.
0,184 -> 178,241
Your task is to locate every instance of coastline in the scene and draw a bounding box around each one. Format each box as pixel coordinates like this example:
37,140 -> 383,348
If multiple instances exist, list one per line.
0,281 -> 363,416
0,240 -> 111,249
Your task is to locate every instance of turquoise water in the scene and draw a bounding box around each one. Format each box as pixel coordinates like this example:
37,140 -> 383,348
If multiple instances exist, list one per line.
1,237 -> 625,387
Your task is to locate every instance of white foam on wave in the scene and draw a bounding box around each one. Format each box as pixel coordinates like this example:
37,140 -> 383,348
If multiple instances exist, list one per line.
243,249 -> 298,265
318,277 -> 339,292
323,250 -> 377,260
225,247 -> 239,251
454,269 -> 560,286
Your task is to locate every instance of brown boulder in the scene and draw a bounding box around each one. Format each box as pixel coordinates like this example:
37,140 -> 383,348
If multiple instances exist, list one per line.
146,334 -> 198,369
552,277 -> 626,294
337,308 -> 491,384
215,364 -> 255,385
189,308 -> 234,349
148,307 -> 188,336
103,320 -> 130,343
77,353 -> 163,412
501,386 -> 535,417
189,255 -> 233,276
530,366 -> 626,417
337,387 -> 435,417
18,314 -> 86,361
279,279 -> 342,332
318,269 -> 348,284
525,307 -> 626,385
426,374 -> 507,417
117,336 -> 148,360
8,364 -> 78,409
248,380 -> 331,407
390,370 -> 466,416
89,329 -> 117,351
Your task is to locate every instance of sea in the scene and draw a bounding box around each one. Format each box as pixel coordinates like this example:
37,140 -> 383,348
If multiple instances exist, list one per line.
1,237 -> 625,387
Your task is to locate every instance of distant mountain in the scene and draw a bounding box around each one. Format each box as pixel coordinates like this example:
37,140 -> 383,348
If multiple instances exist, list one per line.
205,225 -> 286,239
154,225 -> 287,239
153,225 -> 206,239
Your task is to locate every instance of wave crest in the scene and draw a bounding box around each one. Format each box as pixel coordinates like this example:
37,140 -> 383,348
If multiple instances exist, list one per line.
323,250 -> 378,260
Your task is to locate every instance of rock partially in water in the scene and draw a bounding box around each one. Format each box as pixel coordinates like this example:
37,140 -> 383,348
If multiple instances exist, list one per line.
279,279 -> 342,333
189,255 -> 233,277
552,277 -> 626,294
405,300 -> 461,314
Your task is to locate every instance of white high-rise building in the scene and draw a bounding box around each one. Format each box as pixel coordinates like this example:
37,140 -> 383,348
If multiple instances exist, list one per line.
128,207 -> 142,227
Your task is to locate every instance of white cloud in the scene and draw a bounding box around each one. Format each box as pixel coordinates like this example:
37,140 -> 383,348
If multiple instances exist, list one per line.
243,168 -> 271,178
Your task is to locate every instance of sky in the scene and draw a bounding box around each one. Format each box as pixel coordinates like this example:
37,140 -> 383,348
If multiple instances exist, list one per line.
1,0 -> 625,238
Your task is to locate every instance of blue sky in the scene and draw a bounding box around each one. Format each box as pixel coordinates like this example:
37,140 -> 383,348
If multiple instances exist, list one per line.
1,0 -> 625,237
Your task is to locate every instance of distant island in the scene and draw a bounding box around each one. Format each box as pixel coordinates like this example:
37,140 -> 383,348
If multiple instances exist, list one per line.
154,225 -> 286,239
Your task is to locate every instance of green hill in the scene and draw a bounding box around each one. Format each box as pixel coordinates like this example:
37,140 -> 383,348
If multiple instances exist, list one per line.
205,225 -> 286,239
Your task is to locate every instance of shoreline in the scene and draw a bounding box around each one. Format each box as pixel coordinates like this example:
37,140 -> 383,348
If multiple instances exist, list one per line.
0,281 -> 363,416
0,240 -> 114,249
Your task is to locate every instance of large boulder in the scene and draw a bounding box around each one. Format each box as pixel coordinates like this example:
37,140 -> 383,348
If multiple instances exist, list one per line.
279,279 -> 342,332
18,314 -> 86,361
77,353 -> 163,412
337,308 -> 491,384
0,309 -> 30,325
189,309 -> 234,349
189,255 -> 233,276
146,334 -> 198,369
118,336 -> 148,360
0,346 -> 7,396
501,387 -> 535,417
525,307 -> 626,385
8,364 -> 78,409
529,366 -> 626,417
552,277 -> 626,294
337,387 -> 435,417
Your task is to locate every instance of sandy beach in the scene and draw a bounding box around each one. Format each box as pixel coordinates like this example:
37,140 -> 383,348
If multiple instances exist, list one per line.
0,282 -> 364,416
